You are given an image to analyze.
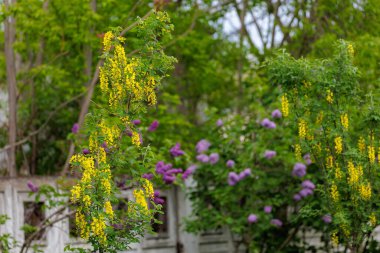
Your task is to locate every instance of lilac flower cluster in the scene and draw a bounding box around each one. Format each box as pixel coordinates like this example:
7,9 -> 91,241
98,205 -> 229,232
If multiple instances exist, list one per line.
226,160 -> 235,168
71,123 -> 79,134
261,118 -> 276,129
170,143 -> 185,157
216,119 -> 223,127
156,161 -> 183,184
196,139 -> 211,153
247,214 -> 258,223
148,120 -> 159,132
303,153 -> 312,165
228,168 -> 251,186
27,181 -> 39,193
264,150 -> 276,159
293,179 -> 315,201
182,165 -> 197,180
322,214 -> 332,224
270,219 -> 283,227
132,119 -> 141,125
292,163 -> 307,177
153,190 -> 165,205
271,109 -> 282,119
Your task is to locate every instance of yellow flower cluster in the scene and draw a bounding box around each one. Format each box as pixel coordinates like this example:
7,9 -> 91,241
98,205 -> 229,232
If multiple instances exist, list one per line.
102,178 -> 111,195
331,184 -> 339,202
281,94 -> 289,117
91,216 -> 107,244
70,154 -> 96,184
316,111 -> 324,124
99,67 -> 108,92
369,213 -> 377,227
358,136 -> 366,153
334,136 -> 343,155
347,43 -> 354,56
368,145 -> 376,164
295,144 -> 302,161
331,232 -> 339,246
298,119 -> 307,139
335,166 -> 343,180
142,179 -> 154,199
103,31 -> 114,52
76,210 -> 89,239
359,182 -> 371,200
326,89 -> 334,104
131,131 -> 141,147
340,113 -> 349,130
105,201 -> 114,218
83,195 -> 91,207
99,120 -> 120,147
326,155 -> 334,169
133,189 -> 148,210
71,185 -> 81,203
347,161 -> 362,185
340,224 -> 350,237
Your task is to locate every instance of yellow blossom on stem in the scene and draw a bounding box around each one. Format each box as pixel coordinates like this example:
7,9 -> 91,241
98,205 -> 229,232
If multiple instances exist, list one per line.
334,136 -> 343,155
133,189 -> 148,210
142,179 -> 154,199
132,131 -> 141,147
340,113 -> 349,130
103,31 -> 114,52
316,111 -> 324,124
298,119 -> 307,139
331,232 -> 339,246
91,215 -> 107,245
326,89 -> 334,104
335,166 -> 343,180
368,145 -> 375,164
347,43 -> 354,56
331,184 -> 339,202
105,201 -> 114,218
358,136 -> 366,153
75,210 -> 89,240
370,213 -> 377,227
326,155 -> 334,169
281,94 -> 289,117
347,161 -> 362,185
83,195 -> 91,207
295,144 -> 302,161
359,182 -> 371,200
71,185 -> 81,203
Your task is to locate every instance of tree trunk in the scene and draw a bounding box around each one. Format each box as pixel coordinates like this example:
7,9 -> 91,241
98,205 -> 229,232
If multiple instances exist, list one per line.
4,0 -> 18,177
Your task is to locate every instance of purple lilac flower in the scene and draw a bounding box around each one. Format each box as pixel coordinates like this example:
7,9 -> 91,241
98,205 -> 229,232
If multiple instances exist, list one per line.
182,165 -> 198,180
163,174 -> 176,184
170,143 -> 185,157
238,168 -> 251,180
292,163 -> 307,177
196,154 -> 210,163
261,118 -> 276,129
293,193 -> 302,201
264,150 -> 277,159
226,160 -> 235,168
209,153 -> 220,164
27,181 -> 39,193
82,148 -> 90,155
112,224 -> 124,230
142,173 -> 154,180
132,119 -> 141,125
126,130 -> 133,137
71,123 -> 79,134
101,142 -> 107,149
302,180 -> 315,190
299,188 -> 313,197
264,206 -> 272,214
216,119 -> 223,127
322,214 -> 332,224
166,168 -> 183,175
153,191 -> 165,205
303,153 -> 312,165
270,219 -> 283,227
148,120 -> 159,132
248,214 -> 258,223
155,161 -> 172,175
196,139 -> 211,153
228,172 -> 240,186
271,109 -> 282,119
